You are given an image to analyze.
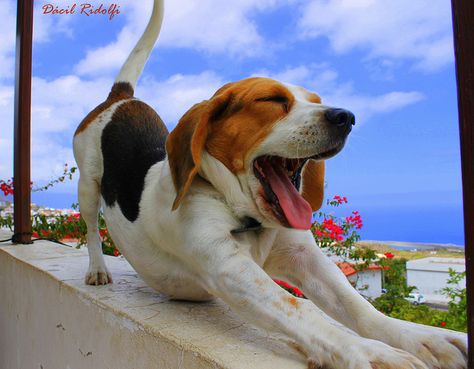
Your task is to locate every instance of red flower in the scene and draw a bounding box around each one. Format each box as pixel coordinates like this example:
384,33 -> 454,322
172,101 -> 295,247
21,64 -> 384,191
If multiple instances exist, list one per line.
333,195 -> 348,204
384,252 -> 395,259
66,214 -> 81,222
113,249 -> 121,257
346,212 -> 363,230
99,229 -> 107,238
0,181 -> 14,196
440,321 -> 446,327
321,218 -> 345,241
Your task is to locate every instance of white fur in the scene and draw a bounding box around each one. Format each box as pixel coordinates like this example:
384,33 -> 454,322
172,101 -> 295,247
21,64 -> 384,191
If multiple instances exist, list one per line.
115,0 -> 164,88
73,1 -> 467,366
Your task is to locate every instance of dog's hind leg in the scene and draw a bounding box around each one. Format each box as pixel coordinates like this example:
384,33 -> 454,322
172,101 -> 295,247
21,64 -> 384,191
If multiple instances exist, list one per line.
78,175 -> 112,285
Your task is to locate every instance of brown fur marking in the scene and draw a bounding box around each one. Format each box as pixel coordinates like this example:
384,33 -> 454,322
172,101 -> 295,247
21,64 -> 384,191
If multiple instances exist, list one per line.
206,78 -> 295,174
306,92 -> 321,104
288,341 -> 308,357
301,160 -> 325,211
166,77 -> 296,209
284,295 -> 301,309
307,359 -> 322,369
74,82 -> 134,136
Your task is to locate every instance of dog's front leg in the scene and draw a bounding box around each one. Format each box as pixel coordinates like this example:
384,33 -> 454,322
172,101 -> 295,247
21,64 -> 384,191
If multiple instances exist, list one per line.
190,237 -> 426,369
264,230 -> 467,369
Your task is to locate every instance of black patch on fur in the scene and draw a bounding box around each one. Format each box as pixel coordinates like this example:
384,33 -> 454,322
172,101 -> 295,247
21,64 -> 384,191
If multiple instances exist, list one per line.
101,100 -> 168,222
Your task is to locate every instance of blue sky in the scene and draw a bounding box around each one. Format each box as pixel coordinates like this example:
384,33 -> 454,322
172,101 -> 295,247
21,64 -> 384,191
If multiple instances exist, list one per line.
0,0 -> 464,245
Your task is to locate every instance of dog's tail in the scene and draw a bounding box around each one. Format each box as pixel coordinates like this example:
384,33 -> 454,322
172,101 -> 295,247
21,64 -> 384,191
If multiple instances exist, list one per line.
115,0 -> 164,90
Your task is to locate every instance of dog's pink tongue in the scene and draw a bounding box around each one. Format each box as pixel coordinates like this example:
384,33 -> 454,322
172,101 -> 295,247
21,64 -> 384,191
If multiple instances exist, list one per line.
261,160 -> 312,230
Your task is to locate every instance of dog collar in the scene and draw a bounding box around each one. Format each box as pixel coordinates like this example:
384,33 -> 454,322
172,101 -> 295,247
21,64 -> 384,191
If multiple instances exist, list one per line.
231,216 -> 262,234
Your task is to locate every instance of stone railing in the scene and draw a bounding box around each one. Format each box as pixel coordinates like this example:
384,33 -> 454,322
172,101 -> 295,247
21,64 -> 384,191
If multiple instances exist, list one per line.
0,230 -> 305,369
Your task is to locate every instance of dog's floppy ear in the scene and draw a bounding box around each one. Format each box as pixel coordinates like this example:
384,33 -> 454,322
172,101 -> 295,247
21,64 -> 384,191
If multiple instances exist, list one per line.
300,160 -> 325,211
166,91 -> 233,210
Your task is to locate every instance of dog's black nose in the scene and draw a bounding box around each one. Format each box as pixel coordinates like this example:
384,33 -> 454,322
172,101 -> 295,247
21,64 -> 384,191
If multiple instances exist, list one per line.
325,108 -> 355,128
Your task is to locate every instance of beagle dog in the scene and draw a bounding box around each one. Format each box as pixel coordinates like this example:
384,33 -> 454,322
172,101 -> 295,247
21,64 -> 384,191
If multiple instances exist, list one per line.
73,1 -> 467,368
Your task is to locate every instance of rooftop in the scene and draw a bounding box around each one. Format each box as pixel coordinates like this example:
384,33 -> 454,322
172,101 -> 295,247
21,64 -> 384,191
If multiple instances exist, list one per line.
406,257 -> 466,273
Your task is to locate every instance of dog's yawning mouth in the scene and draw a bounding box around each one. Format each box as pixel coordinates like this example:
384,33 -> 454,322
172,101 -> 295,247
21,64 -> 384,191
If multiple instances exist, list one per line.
253,146 -> 342,230
253,155 -> 312,230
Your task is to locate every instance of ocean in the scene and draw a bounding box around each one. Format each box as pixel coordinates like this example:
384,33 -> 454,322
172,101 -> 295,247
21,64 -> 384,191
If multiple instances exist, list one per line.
329,203 -> 465,247
29,192 -> 466,247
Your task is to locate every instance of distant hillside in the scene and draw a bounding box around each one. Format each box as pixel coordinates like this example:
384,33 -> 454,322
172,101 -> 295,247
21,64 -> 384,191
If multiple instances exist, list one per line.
357,240 -> 465,260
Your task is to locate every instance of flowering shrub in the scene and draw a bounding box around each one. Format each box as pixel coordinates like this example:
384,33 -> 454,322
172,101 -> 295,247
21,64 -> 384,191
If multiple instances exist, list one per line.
441,269 -> 467,332
0,165 -> 120,257
311,195 -> 376,269
33,163 -> 77,192
1,164 -> 76,196
0,179 -> 14,196
372,258 -> 467,332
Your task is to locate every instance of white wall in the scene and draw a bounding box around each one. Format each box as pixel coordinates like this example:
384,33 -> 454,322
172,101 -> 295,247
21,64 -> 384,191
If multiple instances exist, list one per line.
407,269 -> 465,302
348,270 -> 382,299
406,257 -> 466,303
0,239 -> 306,369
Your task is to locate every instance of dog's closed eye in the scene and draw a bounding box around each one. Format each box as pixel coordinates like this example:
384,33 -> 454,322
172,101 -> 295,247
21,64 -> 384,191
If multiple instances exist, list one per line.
255,95 -> 288,103
255,96 -> 289,112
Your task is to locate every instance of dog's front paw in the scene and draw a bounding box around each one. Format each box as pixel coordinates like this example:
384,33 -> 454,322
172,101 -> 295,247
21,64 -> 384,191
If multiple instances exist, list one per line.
308,338 -> 427,369
85,266 -> 113,285
384,319 -> 467,369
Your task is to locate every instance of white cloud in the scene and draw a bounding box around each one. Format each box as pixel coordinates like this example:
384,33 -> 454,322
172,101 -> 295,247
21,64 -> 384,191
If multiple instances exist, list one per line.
137,71 -> 225,129
0,1 -> 74,80
0,1 -> 17,80
74,26 -> 137,76
33,3 -> 74,42
298,0 -> 454,72
0,69 -> 224,185
254,64 -> 424,123
0,0 -> 430,196
0,62 -> 425,186
0,84 -> 14,179
0,74 -> 112,182
32,75 -> 112,132
159,0 -> 275,55
74,0 -> 284,76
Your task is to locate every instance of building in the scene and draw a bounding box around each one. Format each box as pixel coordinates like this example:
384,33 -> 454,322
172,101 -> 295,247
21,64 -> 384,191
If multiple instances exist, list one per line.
406,257 -> 465,304
337,262 -> 384,299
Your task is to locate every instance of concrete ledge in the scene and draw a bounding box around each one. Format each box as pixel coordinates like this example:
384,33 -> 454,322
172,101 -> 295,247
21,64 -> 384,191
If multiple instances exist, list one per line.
0,231 -> 306,369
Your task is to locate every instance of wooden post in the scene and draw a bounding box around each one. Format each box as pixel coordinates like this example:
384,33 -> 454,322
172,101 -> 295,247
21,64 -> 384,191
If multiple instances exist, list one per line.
451,0 -> 474,365
12,0 -> 34,244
